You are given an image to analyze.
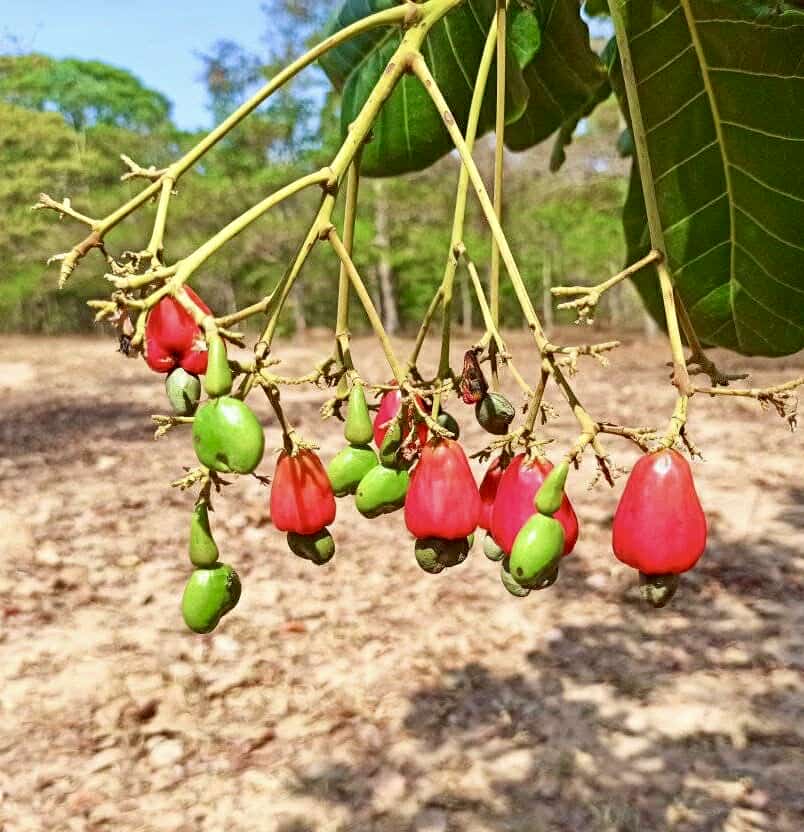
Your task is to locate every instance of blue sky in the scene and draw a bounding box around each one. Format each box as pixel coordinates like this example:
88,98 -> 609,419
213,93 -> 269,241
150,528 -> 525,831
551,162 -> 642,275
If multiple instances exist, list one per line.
2,4 -> 612,131
0,1 -> 271,130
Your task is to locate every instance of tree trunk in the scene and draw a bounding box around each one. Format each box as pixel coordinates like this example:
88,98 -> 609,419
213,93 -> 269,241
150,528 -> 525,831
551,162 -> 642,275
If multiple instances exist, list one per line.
368,266 -> 384,326
373,180 -> 399,334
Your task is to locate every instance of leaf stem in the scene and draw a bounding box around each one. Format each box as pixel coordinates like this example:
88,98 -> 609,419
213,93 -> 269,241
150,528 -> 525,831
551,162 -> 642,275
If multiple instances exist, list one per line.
432,12 -> 500,416
328,228 -> 404,383
490,0 -> 508,388
552,249 -> 661,322
335,155 -> 363,371
146,176 -> 175,266
411,53 -> 551,354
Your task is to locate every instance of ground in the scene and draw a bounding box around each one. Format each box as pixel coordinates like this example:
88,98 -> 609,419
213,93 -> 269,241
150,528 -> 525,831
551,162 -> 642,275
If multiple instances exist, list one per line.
0,332 -> 801,832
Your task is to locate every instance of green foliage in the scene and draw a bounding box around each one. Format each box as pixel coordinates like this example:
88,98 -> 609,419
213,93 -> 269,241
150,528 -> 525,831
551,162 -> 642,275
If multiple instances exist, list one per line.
615,0 -> 804,357
13,0 -> 790,353
321,0 -> 606,177
320,0 -> 532,176
0,54 -> 171,131
504,0 -> 609,155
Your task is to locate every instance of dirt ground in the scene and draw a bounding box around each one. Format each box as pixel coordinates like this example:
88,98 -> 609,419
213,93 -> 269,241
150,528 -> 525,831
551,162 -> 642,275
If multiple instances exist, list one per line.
0,331 -> 802,832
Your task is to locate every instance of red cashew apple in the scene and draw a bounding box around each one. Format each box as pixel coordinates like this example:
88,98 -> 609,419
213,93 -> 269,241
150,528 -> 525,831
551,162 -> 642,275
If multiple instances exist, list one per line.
491,454 -> 579,556
373,384 -> 429,449
478,455 -> 507,531
613,449 -> 707,575
145,287 -> 211,374
270,449 -> 337,536
405,439 -> 481,540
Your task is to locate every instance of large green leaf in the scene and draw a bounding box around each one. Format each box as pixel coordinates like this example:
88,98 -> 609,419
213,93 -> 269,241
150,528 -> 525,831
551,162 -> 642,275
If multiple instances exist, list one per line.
320,0 -> 533,177
504,0 -> 609,153
617,0 -> 804,357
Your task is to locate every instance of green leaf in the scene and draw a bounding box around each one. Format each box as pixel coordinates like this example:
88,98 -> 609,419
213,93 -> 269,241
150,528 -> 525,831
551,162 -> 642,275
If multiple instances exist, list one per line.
615,0 -> 804,357
509,5 -> 542,68
320,0 -> 531,177
584,0 -> 610,16
504,0 -> 608,153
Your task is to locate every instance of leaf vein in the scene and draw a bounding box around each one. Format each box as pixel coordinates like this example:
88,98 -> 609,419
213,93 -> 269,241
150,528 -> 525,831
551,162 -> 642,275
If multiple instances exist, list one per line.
721,120 -> 804,142
734,240 -> 804,296
735,205 -> 804,253
638,44 -> 695,86
729,162 -> 804,204
654,139 -> 719,183
661,192 -> 728,236
709,66 -> 804,81
673,238 -> 730,276
645,89 -> 707,135
631,4 -> 682,42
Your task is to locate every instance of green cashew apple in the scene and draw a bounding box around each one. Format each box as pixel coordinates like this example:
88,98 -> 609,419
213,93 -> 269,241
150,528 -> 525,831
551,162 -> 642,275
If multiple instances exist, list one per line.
379,421 -> 405,468
355,465 -> 410,518
327,445 -> 378,497
288,528 -> 336,565
204,334 -> 233,398
192,397 -> 265,474
165,368 -> 202,416
535,462 -> 569,517
344,384 -> 374,445
189,502 -> 219,567
509,513 -> 564,588
181,564 -> 241,634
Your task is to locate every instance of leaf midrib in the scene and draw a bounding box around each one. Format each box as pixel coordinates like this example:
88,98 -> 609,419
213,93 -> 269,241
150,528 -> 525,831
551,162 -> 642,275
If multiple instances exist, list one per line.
679,0 -> 741,349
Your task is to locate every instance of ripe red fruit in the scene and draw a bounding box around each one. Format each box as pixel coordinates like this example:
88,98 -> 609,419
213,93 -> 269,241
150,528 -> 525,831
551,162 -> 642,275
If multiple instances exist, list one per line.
613,449 -> 707,575
270,449 -> 336,536
478,455 -> 507,531
145,287 -> 211,374
405,439 -> 481,540
491,454 -> 579,556
373,385 -> 429,449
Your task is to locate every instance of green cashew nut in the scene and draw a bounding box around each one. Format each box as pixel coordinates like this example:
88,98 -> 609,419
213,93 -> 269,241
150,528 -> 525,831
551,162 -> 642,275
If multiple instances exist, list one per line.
181,564 -> 241,634
436,411 -> 460,439
344,384 -> 374,445
414,536 -> 472,573
509,513 -> 564,589
204,334 -> 233,398
189,502 -> 219,568
414,539 -> 445,574
500,560 -> 531,597
288,529 -> 336,565
166,368 -> 202,416
483,534 -> 505,562
475,393 -> 515,435
639,572 -> 680,608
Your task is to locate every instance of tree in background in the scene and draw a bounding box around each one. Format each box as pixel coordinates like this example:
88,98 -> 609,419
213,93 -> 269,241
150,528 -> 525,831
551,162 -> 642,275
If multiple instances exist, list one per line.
0,1 -> 643,335
0,54 -> 172,131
